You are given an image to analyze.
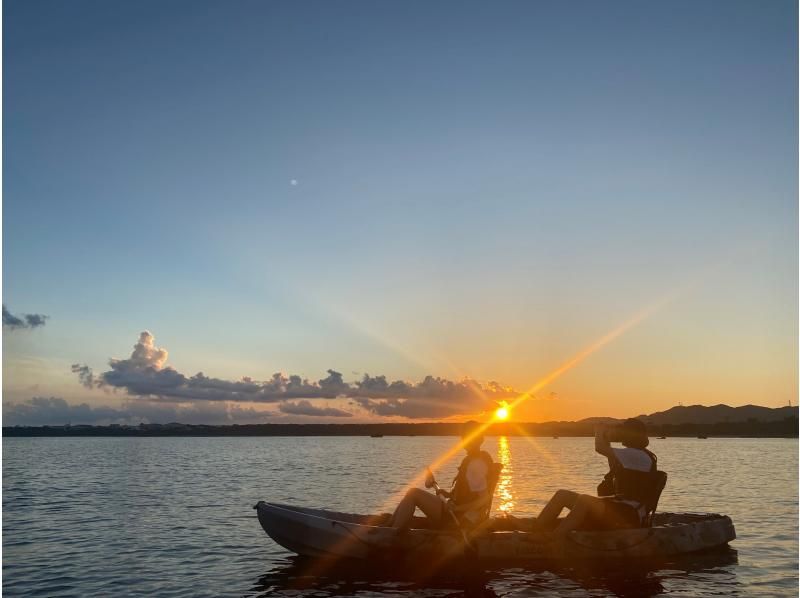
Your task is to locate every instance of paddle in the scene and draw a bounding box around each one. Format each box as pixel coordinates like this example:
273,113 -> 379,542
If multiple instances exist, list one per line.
426,468 -> 485,596
425,468 -> 476,552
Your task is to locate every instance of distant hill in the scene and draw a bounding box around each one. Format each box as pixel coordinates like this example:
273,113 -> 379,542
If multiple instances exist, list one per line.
578,416 -> 623,425
580,404 -> 797,426
637,404 -> 798,425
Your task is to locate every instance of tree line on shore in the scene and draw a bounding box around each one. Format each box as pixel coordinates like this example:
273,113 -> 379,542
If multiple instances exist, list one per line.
3,417 -> 797,437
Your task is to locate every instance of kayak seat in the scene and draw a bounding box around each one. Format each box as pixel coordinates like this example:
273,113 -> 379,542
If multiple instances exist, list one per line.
643,470 -> 668,527
482,462 -> 504,520
462,462 -> 504,537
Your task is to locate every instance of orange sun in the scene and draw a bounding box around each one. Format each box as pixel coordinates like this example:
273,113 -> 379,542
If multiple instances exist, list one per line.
494,403 -> 509,420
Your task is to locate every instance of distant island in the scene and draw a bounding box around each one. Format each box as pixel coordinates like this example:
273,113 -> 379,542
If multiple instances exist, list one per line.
3,404 -> 797,438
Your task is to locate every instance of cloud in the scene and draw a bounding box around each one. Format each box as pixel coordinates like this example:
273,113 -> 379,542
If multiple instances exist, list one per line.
72,332 -> 352,402
3,396 -> 275,426
350,375 -> 517,419
279,400 -> 353,418
72,364 -> 97,388
72,331 -> 520,419
3,305 -> 48,330
4,397 -> 126,425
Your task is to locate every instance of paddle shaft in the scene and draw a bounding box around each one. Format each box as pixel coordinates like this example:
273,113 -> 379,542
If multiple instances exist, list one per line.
426,468 -> 476,552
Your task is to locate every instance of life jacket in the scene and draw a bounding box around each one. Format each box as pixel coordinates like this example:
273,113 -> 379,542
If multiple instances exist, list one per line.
608,448 -> 659,507
451,450 -> 494,505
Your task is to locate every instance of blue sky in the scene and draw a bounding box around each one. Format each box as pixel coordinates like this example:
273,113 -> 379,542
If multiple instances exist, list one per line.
3,1 -> 797,423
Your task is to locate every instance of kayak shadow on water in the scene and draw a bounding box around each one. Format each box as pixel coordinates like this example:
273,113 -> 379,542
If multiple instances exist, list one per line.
246,548 -> 739,597
543,548 -> 740,597
247,553 -> 493,597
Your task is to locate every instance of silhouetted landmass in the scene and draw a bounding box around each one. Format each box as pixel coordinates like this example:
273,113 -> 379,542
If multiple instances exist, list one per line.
3,404 -> 797,437
635,404 -> 797,425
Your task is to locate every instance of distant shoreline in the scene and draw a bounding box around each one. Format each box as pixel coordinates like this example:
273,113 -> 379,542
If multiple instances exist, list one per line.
4,419 -> 797,438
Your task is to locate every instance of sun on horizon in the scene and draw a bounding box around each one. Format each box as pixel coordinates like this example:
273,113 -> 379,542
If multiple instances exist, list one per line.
494,403 -> 510,421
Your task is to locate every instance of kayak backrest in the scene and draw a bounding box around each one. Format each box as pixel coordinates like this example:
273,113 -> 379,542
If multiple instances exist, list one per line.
462,462 -> 504,534
644,470 -> 668,527
484,462 -> 504,517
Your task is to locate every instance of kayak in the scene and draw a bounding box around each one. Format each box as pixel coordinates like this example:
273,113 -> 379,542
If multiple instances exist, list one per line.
254,501 -> 736,562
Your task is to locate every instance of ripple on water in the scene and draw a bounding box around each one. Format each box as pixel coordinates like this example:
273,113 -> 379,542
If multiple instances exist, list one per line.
3,436 -> 798,597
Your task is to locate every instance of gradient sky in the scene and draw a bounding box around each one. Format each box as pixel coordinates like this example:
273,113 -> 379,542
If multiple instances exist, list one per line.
4,0 -> 797,424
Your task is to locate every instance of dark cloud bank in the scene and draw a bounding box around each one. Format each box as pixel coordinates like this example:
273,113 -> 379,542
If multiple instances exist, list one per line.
278,400 -> 353,418
70,332 -> 517,418
7,331 -> 520,425
3,397 -> 271,426
3,305 -> 48,330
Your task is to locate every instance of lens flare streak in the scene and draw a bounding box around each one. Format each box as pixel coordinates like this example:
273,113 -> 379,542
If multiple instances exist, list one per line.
387,294 -> 677,511
508,294 -> 677,412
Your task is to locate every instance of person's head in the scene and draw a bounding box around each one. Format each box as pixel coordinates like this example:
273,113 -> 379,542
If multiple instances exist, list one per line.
619,418 -> 649,449
461,420 -> 484,454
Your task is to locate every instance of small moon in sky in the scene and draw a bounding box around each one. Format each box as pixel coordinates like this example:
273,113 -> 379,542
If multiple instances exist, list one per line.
290,179 -> 298,186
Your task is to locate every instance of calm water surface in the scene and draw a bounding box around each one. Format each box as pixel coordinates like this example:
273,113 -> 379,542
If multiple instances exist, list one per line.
3,436 -> 798,596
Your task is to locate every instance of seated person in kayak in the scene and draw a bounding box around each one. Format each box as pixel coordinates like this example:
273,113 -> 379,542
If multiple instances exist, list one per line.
534,418 -> 660,535
388,420 -> 495,531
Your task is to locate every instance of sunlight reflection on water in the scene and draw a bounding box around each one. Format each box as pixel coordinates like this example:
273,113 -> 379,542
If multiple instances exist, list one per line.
496,436 -> 514,514
3,436 -> 798,597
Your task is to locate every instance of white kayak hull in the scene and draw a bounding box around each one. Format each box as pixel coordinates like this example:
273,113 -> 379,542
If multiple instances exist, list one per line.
254,501 -> 736,562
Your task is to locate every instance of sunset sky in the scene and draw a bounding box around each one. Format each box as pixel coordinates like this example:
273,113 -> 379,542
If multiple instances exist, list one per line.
3,1 -> 797,425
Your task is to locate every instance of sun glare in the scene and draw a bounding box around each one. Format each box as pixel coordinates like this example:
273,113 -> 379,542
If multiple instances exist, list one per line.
495,404 -> 509,420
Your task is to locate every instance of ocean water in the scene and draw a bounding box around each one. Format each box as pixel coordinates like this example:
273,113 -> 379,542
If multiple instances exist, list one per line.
2,436 -> 797,597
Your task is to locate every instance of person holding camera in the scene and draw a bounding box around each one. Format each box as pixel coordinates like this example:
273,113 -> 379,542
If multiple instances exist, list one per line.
533,418 -> 661,535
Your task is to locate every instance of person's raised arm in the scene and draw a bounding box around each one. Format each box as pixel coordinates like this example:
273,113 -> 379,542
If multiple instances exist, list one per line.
595,424 -> 613,457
